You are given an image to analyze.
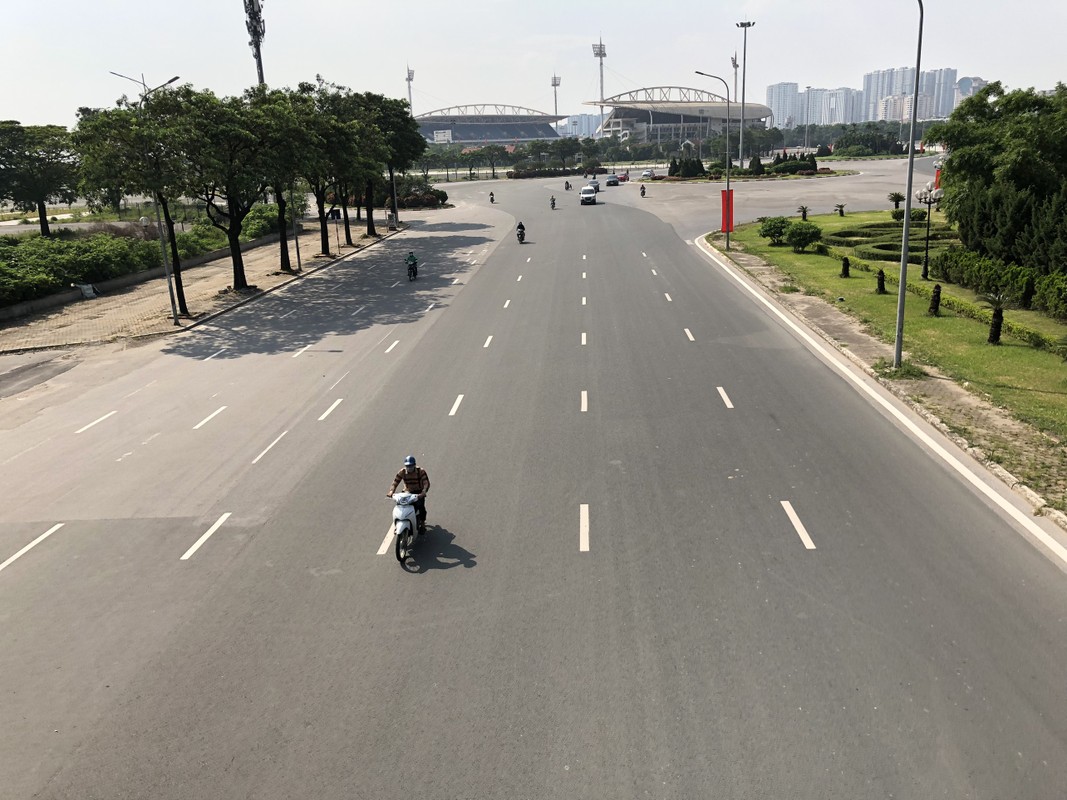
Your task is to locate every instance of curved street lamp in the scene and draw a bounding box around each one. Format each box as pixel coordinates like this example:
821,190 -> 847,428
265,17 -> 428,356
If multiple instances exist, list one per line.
694,71 -> 732,250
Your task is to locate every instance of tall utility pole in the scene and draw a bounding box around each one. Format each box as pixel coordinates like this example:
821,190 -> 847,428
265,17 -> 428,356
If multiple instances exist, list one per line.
731,53 -> 739,107
592,39 -> 606,139
244,0 -> 266,86
406,66 -> 415,113
551,74 -> 561,118
737,20 -> 755,165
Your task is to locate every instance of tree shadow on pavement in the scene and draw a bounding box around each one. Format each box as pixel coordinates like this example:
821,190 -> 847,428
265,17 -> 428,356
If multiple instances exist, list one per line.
404,525 -> 476,573
407,221 -> 494,233
160,233 -> 492,361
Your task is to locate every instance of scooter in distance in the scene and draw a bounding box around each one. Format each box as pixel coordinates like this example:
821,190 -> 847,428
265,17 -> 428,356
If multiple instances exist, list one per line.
640,185 -> 646,198
405,253 -> 418,281
389,492 -> 421,563
550,196 -> 556,210
489,192 -> 495,204
516,228 -> 526,243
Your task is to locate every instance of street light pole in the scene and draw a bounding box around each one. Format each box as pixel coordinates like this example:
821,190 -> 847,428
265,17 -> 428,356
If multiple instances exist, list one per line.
737,21 -> 755,166
893,0 -> 925,368
694,71 -> 732,251
915,181 -> 943,280
110,71 -> 181,325
804,86 -> 812,151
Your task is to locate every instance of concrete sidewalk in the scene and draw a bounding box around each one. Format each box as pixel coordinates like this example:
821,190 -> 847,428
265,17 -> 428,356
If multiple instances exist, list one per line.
0,221 -> 395,354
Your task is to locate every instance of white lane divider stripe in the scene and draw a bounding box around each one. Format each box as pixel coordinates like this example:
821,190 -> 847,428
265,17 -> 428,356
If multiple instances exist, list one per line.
452,278 -> 461,285
292,344 -> 311,358
651,269 -> 657,276
582,254 -> 587,260
351,305 -> 365,316
252,431 -> 288,464
377,526 -> 394,555
582,272 -> 586,279
781,501 -> 816,550
582,296 -> 587,306
390,281 -> 401,288
279,309 -> 296,319
181,513 -> 232,560
76,411 -> 117,434
685,328 -> 695,341
581,332 -> 587,346
123,380 -> 156,399
581,390 -> 588,412
483,335 -> 493,349
517,275 -> 522,282
449,394 -> 465,416
426,303 -> 435,312
642,252 -> 647,258
329,370 -> 351,391
664,293 -> 673,302
717,387 -> 734,408
193,406 -> 227,430
504,299 -> 511,309
0,523 -> 64,574
385,340 -> 399,354
204,348 -> 227,361
318,399 -> 343,421
526,257 -> 532,263
579,504 -> 590,552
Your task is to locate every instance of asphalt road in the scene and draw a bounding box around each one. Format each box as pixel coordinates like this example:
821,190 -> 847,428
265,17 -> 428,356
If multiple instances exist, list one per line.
2,161 -> 1066,799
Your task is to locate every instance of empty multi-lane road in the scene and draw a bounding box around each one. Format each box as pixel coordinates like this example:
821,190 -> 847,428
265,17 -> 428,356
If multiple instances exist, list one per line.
2,162 -> 1066,799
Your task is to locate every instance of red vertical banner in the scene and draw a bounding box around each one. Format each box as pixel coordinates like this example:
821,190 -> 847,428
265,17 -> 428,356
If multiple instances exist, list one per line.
934,167 -> 941,189
721,189 -> 734,232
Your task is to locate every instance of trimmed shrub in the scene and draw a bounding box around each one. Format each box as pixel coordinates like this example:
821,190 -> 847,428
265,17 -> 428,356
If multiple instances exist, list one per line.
892,208 -> 928,222
786,221 -> 823,252
758,216 -> 790,246
1033,273 -> 1067,320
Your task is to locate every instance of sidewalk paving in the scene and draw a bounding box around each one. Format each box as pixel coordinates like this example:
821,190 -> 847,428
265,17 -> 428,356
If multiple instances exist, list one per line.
0,221 -> 393,354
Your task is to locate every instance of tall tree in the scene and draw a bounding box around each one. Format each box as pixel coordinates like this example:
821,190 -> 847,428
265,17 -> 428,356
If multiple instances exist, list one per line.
0,121 -> 79,237
356,93 -> 426,227
480,144 -> 508,178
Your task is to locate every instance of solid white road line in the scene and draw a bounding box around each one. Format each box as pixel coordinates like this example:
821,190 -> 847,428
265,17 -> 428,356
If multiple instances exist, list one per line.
252,431 -> 288,464
717,387 -> 734,409
664,293 -> 673,302
385,340 -> 399,354
292,344 -> 311,358
204,348 -> 227,361
377,526 -> 394,555
351,305 -> 365,316
504,299 -> 511,309
318,399 -> 343,421
581,332 -> 587,346
517,275 -> 522,282
193,406 -> 227,430
76,410 -> 117,434
582,296 -> 587,306
781,501 -> 816,550
0,523 -> 64,575
449,394 -> 464,416
702,241 -> 1067,568
483,335 -> 493,348
329,370 -> 351,391
581,390 -> 588,412
685,328 -> 695,341
180,513 -> 232,560
579,504 -> 590,552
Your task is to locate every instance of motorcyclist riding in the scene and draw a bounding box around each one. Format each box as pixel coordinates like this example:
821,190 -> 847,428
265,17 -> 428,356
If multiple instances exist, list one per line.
550,195 -> 556,209
640,184 -> 646,197
388,455 -> 430,534
404,251 -> 418,279
489,191 -> 495,204
516,221 -> 526,242
564,180 -> 571,190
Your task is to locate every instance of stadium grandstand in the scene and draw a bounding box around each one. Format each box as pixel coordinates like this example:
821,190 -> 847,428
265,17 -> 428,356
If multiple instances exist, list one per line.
587,87 -> 773,143
415,105 -> 563,145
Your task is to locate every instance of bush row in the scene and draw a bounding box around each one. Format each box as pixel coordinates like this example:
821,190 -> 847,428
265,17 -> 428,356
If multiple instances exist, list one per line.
930,246 -> 1067,318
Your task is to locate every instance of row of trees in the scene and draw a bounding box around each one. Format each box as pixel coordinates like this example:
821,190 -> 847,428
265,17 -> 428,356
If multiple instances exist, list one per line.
1,77 -> 425,315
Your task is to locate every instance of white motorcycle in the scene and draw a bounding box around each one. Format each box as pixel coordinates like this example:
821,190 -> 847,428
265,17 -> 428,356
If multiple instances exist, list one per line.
389,492 -> 421,562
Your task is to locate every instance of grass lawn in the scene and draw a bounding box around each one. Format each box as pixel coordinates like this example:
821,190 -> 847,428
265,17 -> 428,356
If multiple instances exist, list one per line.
724,211 -> 1067,442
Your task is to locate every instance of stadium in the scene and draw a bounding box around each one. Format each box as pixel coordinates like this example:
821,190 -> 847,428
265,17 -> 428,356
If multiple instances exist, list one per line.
415,105 -> 563,145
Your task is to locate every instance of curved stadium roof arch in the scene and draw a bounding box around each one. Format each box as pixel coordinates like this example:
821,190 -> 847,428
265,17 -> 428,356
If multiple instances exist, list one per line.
416,105 -> 564,144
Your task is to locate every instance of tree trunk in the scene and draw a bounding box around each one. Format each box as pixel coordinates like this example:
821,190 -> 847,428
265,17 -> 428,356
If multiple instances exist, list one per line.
388,165 -> 399,221
158,194 -> 189,315
340,187 -> 354,246
365,179 -> 377,237
227,200 -> 248,290
37,200 -> 51,237
314,190 -> 331,256
988,308 -> 1003,345
275,191 -> 293,273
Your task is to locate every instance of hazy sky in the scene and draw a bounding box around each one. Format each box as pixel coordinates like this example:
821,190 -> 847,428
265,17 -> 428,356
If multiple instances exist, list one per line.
3,0 -> 1062,128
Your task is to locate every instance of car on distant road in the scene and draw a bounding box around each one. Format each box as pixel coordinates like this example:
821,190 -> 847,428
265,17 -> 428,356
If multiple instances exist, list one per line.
587,179 -> 601,192
616,173 -> 629,182
641,169 -> 655,178
579,186 -> 597,205
605,175 -> 619,186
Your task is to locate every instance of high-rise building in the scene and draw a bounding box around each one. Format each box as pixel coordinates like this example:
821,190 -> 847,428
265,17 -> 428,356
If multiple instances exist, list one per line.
766,82 -> 799,128
823,87 -> 863,124
955,76 -> 988,108
863,67 -> 915,120
919,68 -> 958,118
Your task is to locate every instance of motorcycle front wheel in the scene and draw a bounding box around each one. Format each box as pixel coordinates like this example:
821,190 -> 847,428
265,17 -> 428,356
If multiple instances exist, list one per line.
395,525 -> 413,562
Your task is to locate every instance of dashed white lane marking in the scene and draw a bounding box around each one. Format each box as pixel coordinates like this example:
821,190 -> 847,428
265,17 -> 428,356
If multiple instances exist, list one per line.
526,257 -> 532,263
329,371 -> 350,391
180,513 -> 232,560
279,309 -> 296,319
483,335 -> 493,349
581,332 -> 587,346
123,380 -> 156,399
204,348 -> 227,361
390,281 -> 401,288
385,340 -> 399,354
252,431 -> 288,464
664,293 -> 673,302
685,328 -> 695,341
452,278 -> 461,285
351,305 -> 365,316
581,390 -> 588,412
504,299 -> 511,309
292,344 -> 311,358
426,303 -> 435,312
449,394 -> 465,416
582,272 -> 586,279
517,275 -> 522,282
642,252 -> 647,258
717,387 -> 734,408
377,526 -> 394,555
76,411 -> 117,434
193,406 -> 228,430
582,296 -> 587,306
582,254 -> 587,260
318,399 -> 343,421
781,501 -> 816,550
651,269 -> 658,276
579,504 -> 590,552
0,523 -> 64,574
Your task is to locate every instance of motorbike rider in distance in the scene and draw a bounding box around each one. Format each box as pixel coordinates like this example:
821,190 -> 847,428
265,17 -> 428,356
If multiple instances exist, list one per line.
388,455 -> 430,534
640,184 -> 646,197
489,191 -> 495,204
550,195 -> 556,209
404,251 -> 418,279
516,221 -> 526,242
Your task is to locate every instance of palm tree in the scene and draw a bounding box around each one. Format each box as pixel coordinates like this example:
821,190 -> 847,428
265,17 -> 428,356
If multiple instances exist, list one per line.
834,203 -> 847,217
979,290 -> 1009,345
888,191 -> 905,210
797,205 -> 809,221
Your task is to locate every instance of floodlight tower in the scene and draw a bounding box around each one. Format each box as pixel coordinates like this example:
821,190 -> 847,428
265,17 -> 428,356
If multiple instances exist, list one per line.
551,74 -> 561,117
244,0 -> 266,86
737,20 -> 755,164
592,39 -> 606,139
406,66 -> 415,113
